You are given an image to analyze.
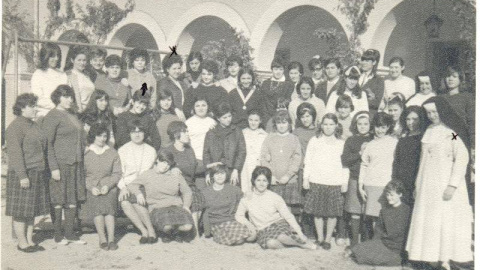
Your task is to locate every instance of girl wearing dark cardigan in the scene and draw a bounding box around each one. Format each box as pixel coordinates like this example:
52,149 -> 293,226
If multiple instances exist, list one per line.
80,123 -> 122,251
203,102 -> 246,186
42,85 -> 86,245
391,106 -> 428,205
341,111 -> 373,247
115,90 -> 162,150
6,93 -> 49,252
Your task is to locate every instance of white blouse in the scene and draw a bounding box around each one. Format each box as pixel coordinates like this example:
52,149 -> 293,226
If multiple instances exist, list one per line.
31,68 -> 69,117
185,115 -> 217,160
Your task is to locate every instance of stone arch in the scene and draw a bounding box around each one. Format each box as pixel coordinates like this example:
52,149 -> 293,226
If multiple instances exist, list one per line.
167,2 -> 250,55
250,0 -> 350,71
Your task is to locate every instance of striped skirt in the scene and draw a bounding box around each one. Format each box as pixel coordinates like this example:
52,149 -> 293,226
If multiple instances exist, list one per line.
304,183 -> 344,217
6,168 -> 50,218
211,220 -> 251,246
49,162 -> 86,206
190,185 -> 205,212
270,178 -> 302,205
150,206 -> 194,231
257,219 -> 304,249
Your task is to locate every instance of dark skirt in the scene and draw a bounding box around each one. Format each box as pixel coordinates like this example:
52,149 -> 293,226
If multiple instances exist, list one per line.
6,169 -> 50,218
190,184 -> 205,212
211,220 -> 251,246
304,183 -> 344,217
150,206 -> 194,231
351,239 -> 402,266
257,219 -> 304,249
344,179 -> 364,215
270,179 -> 302,205
80,187 -> 118,220
49,162 -> 86,206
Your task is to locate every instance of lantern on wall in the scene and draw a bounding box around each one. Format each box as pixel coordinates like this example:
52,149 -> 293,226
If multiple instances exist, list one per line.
424,0 -> 443,38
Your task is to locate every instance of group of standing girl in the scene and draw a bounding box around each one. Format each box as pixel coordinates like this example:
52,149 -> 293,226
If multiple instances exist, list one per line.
5,43 -> 474,269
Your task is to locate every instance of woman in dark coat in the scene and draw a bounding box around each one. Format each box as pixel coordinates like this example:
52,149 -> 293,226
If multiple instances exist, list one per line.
6,93 -> 49,252
203,102 -> 246,186
358,49 -> 385,114
42,84 -> 86,245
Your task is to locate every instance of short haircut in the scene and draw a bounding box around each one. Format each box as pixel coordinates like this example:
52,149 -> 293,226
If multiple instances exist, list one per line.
344,65 -> 361,80
335,94 -> 354,111
13,93 -> 38,116
385,180 -> 406,196
443,65 -> 467,93
127,119 -> 146,133
237,68 -> 256,84
157,150 -> 176,168
87,122 -> 110,145
51,84 -> 76,106
318,113 -> 342,139
308,57 -> 323,71
162,55 -> 183,74
295,102 -> 317,129
192,96 -> 210,115
250,166 -> 272,190
226,55 -> 243,67
350,111 -> 371,135
167,121 -> 187,142
132,89 -> 150,105
208,163 -> 228,178
270,58 -> 286,69
38,43 -> 62,70
105,54 -> 123,68
387,94 -> 406,110
129,48 -> 150,66
372,112 -> 394,134
89,48 -> 107,60
200,60 -> 219,75
389,56 -> 405,67
247,108 -> 263,119
287,61 -> 304,74
187,51 -> 203,74
399,105 -> 429,135
324,58 -> 342,73
296,76 -> 315,96
361,49 -> 380,74
214,102 -> 232,119
272,110 -> 291,131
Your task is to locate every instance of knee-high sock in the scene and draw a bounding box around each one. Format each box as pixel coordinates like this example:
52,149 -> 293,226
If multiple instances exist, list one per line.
350,217 -> 361,247
64,208 -> 77,240
53,208 -> 63,241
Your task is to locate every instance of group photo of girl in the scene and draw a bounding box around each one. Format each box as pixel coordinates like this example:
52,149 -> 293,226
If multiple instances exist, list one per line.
4,40 -> 475,270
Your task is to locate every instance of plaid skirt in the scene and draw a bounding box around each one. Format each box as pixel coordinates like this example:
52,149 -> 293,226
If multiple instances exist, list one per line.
49,162 -> 86,206
344,179 -> 364,215
304,183 -> 343,217
257,219 -> 304,249
150,206 -> 194,231
190,185 -> 205,212
211,220 -> 251,246
6,169 -> 50,218
270,179 -> 302,205
351,239 -> 402,266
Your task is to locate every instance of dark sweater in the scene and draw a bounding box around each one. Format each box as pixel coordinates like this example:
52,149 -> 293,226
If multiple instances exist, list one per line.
164,144 -> 197,186
391,134 -> 422,193
259,79 -> 295,120
6,117 -> 47,179
114,111 -> 162,150
442,92 -> 475,148
314,79 -> 341,105
202,184 -> 243,225
184,84 -> 228,118
341,134 -> 374,179
228,87 -> 265,128
203,125 -> 246,171
42,108 -> 84,170
361,75 -> 384,112
158,77 -> 188,111
375,203 -> 411,252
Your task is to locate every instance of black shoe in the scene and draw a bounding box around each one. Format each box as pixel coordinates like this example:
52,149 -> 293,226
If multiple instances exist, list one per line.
174,234 -> 183,243
148,236 -> 158,244
17,245 -> 37,253
32,245 -> 45,251
100,242 -> 108,250
139,236 -> 149,244
108,242 -> 118,251
321,242 -> 331,250
161,234 -> 173,243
